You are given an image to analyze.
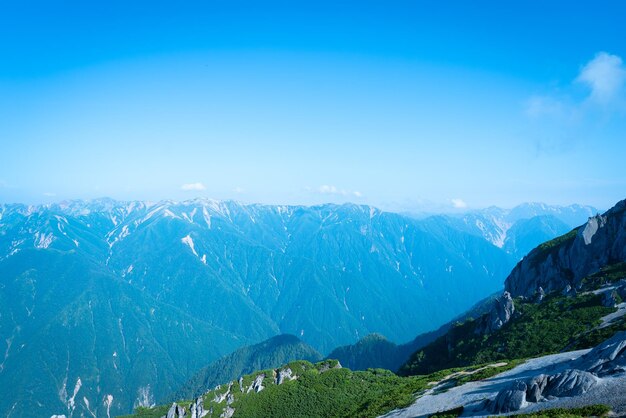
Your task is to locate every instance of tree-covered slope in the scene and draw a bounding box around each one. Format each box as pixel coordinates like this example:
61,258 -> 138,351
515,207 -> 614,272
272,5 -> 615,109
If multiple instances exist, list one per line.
170,334 -> 322,402
118,199 -> 626,418
0,199 -> 519,417
120,359 -> 510,418
398,291 -> 619,376
0,250 -> 249,418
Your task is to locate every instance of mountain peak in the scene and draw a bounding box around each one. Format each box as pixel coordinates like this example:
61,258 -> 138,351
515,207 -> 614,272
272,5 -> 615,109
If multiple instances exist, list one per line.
505,198 -> 626,298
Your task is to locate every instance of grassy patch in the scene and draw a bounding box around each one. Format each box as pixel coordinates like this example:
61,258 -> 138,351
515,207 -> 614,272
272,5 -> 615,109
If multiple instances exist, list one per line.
533,228 -> 579,261
121,359 -> 524,418
399,293 -> 615,376
581,262 -> 626,290
429,405 -> 464,417
454,359 -> 524,385
509,404 -> 610,417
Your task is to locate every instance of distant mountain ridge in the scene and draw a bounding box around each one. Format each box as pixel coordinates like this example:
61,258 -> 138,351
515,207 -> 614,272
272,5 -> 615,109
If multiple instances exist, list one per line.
0,198 -> 595,417
420,202 -> 597,259
118,199 -> 624,418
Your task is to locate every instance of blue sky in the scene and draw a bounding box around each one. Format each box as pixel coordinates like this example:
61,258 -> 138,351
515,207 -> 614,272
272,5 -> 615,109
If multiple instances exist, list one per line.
1,1 -> 625,211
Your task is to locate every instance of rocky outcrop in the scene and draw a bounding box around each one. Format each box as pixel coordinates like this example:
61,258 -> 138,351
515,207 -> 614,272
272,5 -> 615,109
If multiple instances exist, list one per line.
490,380 -> 528,413
221,406 -> 234,418
475,291 -> 515,334
488,332 -> 626,413
317,360 -> 343,373
246,373 -> 266,393
542,369 -> 598,397
164,402 -> 186,418
489,369 -> 598,414
189,397 -> 207,418
574,330 -> 626,376
275,367 -> 294,385
213,383 -> 232,403
505,199 -> 626,298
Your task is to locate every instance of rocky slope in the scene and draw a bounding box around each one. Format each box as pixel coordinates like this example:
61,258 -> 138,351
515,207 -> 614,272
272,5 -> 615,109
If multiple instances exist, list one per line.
120,198 -> 626,418
399,199 -> 626,376
385,333 -> 626,417
505,199 -> 626,298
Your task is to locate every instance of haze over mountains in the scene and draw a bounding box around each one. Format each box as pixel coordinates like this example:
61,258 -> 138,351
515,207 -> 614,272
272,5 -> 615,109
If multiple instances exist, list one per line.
123,198 -> 626,418
0,198 -> 596,417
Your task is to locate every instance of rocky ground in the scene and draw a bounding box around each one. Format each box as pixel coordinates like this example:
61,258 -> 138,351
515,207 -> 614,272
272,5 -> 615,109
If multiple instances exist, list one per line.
382,337 -> 626,417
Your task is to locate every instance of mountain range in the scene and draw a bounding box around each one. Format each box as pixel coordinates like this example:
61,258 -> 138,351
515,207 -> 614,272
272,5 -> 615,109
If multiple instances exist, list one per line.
0,198 -> 596,417
124,198 -> 626,418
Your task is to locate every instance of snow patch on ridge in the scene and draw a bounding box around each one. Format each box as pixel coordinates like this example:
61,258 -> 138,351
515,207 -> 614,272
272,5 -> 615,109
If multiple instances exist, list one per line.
181,234 -> 199,257
34,232 -> 54,249
202,206 -> 212,228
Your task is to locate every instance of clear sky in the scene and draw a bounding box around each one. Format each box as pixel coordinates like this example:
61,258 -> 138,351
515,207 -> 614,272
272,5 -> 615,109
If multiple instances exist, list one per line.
1,1 -> 625,211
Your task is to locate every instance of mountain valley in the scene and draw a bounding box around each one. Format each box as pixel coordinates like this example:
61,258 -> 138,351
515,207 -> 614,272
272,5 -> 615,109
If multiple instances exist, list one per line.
121,198 -> 626,418
0,199 -> 601,417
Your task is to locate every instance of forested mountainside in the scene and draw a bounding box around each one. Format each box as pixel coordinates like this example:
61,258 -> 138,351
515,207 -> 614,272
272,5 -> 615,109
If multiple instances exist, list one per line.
0,199 -> 512,417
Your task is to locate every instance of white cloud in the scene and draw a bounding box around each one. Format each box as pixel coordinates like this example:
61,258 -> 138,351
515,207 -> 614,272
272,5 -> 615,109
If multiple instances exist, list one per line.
523,52 -> 625,155
181,182 -> 206,191
525,95 -> 567,119
319,185 -> 339,194
576,52 -> 626,103
451,198 -> 467,209
318,185 -> 363,199
525,52 -> 626,119
233,187 -> 245,194
43,192 -> 56,197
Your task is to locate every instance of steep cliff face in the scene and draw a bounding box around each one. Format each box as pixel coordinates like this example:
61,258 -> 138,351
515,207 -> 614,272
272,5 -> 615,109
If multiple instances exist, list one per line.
505,199 -> 626,298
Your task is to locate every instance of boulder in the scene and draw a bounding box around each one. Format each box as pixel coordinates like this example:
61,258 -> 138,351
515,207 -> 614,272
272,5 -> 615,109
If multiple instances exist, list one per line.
489,381 -> 527,413
525,374 -> 548,402
543,369 -> 597,397
574,330 -> 626,376
476,291 -> 515,334
489,368 -> 597,413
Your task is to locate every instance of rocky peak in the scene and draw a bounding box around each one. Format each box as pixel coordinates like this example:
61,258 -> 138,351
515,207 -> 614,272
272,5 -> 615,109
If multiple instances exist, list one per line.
475,291 -> 515,335
505,199 -> 626,298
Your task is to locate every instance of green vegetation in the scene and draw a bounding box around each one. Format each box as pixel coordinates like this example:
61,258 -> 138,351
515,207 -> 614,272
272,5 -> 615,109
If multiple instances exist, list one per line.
400,292 -> 615,375
120,276 -> 622,418
429,406 -> 464,417
581,262 -> 626,290
509,404 -> 610,417
122,358 -> 523,418
533,227 -> 579,260
453,359 -> 524,385
120,405 -> 172,417
170,334 -> 322,401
